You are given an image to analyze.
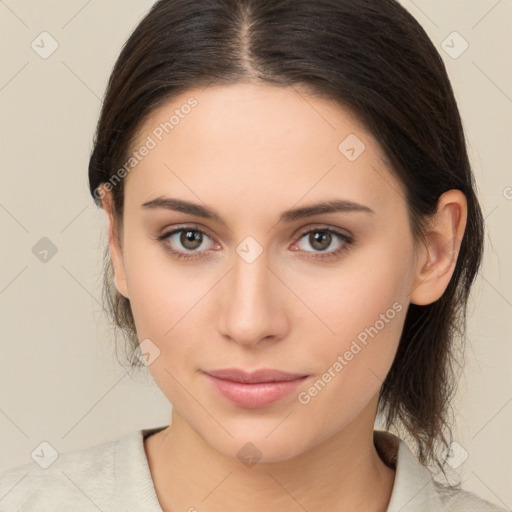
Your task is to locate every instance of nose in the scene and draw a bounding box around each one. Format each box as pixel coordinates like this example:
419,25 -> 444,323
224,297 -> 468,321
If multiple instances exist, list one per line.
217,248 -> 289,348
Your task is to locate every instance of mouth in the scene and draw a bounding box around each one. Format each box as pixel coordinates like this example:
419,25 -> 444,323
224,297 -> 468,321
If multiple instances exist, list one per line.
202,367 -> 309,383
201,368 -> 310,408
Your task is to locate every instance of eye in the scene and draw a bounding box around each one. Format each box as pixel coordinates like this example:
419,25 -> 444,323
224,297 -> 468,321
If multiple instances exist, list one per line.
292,227 -> 354,260
157,225 -> 354,262
157,226 -> 218,261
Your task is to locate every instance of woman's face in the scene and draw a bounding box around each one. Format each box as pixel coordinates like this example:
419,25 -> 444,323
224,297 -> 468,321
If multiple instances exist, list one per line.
109,83 -> 420,462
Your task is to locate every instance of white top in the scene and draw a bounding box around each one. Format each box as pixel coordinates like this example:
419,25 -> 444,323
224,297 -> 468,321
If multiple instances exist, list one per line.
0,426 -> 508,511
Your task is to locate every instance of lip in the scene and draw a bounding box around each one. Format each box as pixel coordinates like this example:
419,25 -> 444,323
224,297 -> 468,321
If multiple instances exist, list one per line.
203,368 -> 308,383
202,368 -> 310,409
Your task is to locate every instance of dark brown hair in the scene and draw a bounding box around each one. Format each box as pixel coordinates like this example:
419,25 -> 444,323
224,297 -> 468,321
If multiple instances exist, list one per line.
88,0 -> 484,476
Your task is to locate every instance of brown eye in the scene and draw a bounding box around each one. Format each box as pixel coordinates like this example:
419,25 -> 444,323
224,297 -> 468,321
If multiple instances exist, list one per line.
308,231 -> 332,251
157,226 -> 218,261
180,230 -> 203,250
293,227 -> 354,261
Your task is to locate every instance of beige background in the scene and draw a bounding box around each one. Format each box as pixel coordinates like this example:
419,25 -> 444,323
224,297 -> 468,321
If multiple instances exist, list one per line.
0,0 -> 510,507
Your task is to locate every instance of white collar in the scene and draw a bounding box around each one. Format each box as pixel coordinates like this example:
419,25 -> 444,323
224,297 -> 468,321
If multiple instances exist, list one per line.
374,430 -> 444,511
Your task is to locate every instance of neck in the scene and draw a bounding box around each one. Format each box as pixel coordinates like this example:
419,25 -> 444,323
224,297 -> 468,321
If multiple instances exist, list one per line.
144,403 -> 395,512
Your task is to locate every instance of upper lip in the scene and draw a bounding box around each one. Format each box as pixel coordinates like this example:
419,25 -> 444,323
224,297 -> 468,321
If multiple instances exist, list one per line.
203,368 -> 308,383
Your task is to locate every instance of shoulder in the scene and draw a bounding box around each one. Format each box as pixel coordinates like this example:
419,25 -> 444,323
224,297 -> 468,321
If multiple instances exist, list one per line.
374,430 -> 510,512
0,434 -> 123,511
433,481 -> 510,512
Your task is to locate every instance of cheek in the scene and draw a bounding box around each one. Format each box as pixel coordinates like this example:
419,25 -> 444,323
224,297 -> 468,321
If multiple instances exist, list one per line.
121,232 -> 209,337
121,240 -> 210,399
292,242 -> 411,412
314,225 -> 413,346
293,307 -> 406,434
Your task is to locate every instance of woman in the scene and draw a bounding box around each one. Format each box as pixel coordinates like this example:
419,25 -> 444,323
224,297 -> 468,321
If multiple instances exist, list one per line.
0,0 -> 507,510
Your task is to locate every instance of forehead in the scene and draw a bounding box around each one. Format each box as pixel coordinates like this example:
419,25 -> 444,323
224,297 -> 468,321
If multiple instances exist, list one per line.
124,83 -> 406,222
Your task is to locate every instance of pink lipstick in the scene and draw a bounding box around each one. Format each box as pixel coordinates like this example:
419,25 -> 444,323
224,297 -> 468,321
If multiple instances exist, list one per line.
202,368 -> 309,409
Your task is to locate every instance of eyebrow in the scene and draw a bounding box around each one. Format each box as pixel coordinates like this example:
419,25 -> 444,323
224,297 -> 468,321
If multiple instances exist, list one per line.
141,196 -> 375,225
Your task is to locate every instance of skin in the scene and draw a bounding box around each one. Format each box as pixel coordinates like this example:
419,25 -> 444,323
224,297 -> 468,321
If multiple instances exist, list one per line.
100,82 -> 467,512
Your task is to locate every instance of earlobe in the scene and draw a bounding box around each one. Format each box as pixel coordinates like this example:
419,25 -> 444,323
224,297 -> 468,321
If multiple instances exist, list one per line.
410,190 -> 467,306
100,186 -> 130,299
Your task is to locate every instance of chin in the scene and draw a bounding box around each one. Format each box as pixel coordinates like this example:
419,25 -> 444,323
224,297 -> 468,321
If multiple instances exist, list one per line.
199,424 -> 308,468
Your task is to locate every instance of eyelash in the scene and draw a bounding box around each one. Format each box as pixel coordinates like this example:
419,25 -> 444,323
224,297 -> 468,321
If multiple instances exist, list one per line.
156,225 -> 354,262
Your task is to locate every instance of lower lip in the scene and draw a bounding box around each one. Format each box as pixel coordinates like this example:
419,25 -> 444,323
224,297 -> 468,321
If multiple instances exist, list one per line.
204,373 -> 309,409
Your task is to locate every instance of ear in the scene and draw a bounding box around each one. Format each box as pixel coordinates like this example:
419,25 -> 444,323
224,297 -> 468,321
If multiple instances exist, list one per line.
99,185 -> 129,299
410,189 -> 468,306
